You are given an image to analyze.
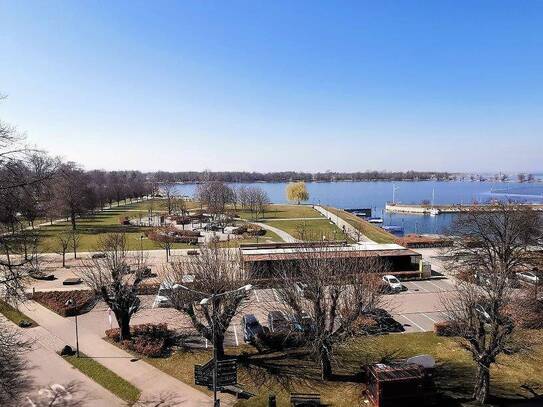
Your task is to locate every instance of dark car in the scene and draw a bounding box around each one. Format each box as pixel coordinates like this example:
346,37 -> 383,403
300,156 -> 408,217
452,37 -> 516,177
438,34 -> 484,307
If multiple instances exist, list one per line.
267,311 -> 289,333
241,314 -> 264,342
291,311 -> 315,333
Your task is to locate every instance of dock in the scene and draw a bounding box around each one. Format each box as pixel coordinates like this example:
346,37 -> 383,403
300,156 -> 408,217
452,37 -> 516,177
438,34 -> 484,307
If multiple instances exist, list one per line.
385,202 -> 543,215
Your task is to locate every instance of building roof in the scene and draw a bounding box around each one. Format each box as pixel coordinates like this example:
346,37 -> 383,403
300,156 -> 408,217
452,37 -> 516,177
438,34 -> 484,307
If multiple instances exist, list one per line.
369,363 -> 425,382
240,242 -> 421,262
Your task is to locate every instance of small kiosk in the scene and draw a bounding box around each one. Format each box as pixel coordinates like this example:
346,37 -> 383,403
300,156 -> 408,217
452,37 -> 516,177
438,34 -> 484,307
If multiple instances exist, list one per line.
366,363 -> 426,407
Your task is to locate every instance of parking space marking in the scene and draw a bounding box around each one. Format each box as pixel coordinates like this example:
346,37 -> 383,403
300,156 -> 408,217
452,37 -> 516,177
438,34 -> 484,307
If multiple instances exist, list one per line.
272,288 -> 282,302
409,281 -> 430,293
205,338 -> 208,348
427,280 -> 447,291
254,289 -> 260,303
400,314 -> 426,331
233,325 -> 239,346
421,313 -> 437,323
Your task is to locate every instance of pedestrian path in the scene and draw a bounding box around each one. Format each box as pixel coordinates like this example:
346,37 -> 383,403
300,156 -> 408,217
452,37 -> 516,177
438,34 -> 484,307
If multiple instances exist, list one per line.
314,205 -> 374,242
20,301 -> 214,406
253,222 -> 299,243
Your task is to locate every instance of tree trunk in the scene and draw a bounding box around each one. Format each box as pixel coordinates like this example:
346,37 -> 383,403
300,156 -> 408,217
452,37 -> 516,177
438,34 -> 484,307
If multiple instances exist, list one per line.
320,347 -> 332,380
116,312 -> 131,340
473,362 -> 490,404
70,211 -> 77,230
62,252 -> 66,268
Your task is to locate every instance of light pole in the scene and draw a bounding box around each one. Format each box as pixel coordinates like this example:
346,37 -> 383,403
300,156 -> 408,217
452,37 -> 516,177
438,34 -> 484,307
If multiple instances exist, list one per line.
65,299 -> 79,357
173,283 -> 253,406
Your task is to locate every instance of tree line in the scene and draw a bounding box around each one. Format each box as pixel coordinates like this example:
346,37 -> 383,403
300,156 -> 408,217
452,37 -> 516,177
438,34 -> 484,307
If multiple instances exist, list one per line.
153,170 -> 453,183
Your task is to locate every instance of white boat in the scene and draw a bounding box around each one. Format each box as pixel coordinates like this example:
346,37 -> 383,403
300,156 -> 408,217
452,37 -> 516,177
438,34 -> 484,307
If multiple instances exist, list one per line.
367,217 -> 384,224
429,208 -> 440,216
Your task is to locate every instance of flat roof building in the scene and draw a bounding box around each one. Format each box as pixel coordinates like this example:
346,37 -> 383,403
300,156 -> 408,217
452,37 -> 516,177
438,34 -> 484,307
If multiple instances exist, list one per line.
239,241 -> 423,278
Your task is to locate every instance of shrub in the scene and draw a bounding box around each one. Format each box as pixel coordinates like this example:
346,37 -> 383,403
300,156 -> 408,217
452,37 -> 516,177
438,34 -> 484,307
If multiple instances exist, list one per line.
254,330 -> 306,351
434,321 -> 457,337
106,323 -> 172,357
32,290 -> 96,317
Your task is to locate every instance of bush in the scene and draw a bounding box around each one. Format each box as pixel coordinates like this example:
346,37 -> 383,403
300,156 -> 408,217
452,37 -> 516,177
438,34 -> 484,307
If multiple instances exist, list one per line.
254,330 -> 306,351
106,323 -> 172,357
233,223 -> 266,236
434,321 -> 456,337
32,290 -> 96,317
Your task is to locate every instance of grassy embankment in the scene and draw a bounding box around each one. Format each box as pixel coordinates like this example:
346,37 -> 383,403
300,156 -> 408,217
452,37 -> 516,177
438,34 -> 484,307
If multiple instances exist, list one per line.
142,331 -> 543,407
0,300 -> 38,327
62,353 -> 141,404
323,206 -> 396,243
237,204 -> 352,242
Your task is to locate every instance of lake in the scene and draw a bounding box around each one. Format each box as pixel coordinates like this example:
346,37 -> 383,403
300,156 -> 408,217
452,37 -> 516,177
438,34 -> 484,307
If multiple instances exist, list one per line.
170,181 -> 543,235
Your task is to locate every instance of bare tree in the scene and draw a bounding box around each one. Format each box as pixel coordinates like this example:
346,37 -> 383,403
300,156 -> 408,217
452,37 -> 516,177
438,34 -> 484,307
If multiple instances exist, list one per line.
442,203 -> 543,404
164,245 -> 250,359
274,243 -> 386,379
78,233 -> 145,340
53,162 -> 91,230
55,231 -> 71,268
70,229 -> 81,259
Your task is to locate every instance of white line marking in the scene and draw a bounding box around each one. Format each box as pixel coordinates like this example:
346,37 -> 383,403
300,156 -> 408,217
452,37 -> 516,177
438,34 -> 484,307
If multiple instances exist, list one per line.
233,325 -> 239,346
409,281 -> 430,292
254,289 -> 260,303
205,338 -> 208,348
400,314 -> 426,331
272,288 -> 281,302
427,281 -> 445,291
421,313 -> 437,323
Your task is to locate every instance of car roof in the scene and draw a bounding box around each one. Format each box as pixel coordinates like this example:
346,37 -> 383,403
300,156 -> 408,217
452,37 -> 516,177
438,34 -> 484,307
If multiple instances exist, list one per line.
244,314 -> 257,322
383,274 -> 397,279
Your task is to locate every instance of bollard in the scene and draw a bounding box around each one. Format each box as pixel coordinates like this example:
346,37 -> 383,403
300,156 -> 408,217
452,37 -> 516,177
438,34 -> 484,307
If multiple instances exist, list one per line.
268,393 -> 276,407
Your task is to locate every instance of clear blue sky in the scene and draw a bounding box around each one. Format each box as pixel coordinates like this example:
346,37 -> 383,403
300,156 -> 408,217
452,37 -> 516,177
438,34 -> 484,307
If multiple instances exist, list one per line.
1,1 -> 542,173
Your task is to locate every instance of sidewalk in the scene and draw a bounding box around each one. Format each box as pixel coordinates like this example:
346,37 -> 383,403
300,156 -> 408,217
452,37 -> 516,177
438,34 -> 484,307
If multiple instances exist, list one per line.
20,301 -> 214,406
314,205 -> 373,242
253,221 -> 299,243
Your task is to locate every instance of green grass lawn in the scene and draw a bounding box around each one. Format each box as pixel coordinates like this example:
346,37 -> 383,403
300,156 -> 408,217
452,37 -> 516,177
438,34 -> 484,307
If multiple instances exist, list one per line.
324,206 -> 396,243
35,208 -> 193,252
142,331 -> 543,407
264,218 -> 353,242
0,300 -> 37,327
62,353 -> 141,404
236,204 -> 322,221
216,229 -> 284,247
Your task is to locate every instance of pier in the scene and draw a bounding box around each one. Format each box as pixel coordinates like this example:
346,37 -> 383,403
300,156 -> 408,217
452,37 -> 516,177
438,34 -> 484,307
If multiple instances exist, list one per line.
385,202 -> 543,215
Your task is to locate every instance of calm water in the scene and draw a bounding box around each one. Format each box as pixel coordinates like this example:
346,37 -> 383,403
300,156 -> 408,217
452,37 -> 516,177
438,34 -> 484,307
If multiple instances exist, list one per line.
171,181 -> 543,235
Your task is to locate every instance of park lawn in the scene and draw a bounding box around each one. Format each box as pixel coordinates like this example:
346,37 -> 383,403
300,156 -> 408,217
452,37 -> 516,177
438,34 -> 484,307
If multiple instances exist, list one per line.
264,218 -> 352,242
0,300 -> 38,327
35,209 -> 192,252
63,353 -> 141,404
124,198 -> 202,213
236,205 -> 322,221
324,206 -> 396,243
143,331 -> 543,407
216,230 -> 283,247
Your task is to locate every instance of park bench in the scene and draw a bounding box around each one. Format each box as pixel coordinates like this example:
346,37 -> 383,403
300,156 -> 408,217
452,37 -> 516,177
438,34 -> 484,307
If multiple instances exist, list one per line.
222,385 -> 255,399
290,393 -> 322,406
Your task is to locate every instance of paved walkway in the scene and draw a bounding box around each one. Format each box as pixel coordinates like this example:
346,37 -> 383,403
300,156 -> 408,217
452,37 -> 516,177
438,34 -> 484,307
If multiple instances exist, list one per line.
254,222 -> 299,243
314,205 -> 374,242
20,301 -> 214,406
1,315 -> 124,406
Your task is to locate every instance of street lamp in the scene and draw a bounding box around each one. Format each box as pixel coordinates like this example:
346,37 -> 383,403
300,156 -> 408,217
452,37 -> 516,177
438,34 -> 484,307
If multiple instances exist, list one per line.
65,299 -> 79,357
174,284 -> 252,406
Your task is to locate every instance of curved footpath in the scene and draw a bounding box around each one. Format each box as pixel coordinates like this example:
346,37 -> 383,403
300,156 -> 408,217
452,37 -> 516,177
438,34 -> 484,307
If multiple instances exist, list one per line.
19,301 -> 215,406
313,205 -> 374,243
253,221 -> 299,243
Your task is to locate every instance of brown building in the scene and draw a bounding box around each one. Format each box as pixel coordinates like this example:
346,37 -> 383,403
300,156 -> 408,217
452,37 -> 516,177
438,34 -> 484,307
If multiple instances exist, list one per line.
239,241 -> 424,278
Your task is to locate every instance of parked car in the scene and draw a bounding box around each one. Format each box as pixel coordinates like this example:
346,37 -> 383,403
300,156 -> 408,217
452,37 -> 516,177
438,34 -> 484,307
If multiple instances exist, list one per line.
382,275 -> 402,293
267,311 -> 289,333
517,270 -> 541,285
91,253 -> 106,259
240,314 -> 264,342
292,311 -> 315,333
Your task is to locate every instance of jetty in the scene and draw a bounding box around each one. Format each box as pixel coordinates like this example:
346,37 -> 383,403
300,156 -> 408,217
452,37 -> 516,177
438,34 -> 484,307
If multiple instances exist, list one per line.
385,202 -> 543,215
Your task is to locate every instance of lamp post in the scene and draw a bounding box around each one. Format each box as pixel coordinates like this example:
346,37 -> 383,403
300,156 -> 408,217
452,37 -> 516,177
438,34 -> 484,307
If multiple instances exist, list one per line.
65,299 -> 79,357
173,283 -> 253,406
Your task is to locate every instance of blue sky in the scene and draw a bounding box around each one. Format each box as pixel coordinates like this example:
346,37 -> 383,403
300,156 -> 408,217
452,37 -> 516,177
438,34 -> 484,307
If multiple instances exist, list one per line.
1,1 -> 542,172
